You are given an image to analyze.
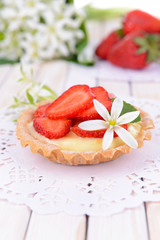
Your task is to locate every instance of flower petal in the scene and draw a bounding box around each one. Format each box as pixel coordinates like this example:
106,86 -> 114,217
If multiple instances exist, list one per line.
111,98 -> 123,119
117,111 -> 140,125
102,129 -> 114,150
93,99 -> 111,121
79,120 -> 107,131
114,126 -> 138,149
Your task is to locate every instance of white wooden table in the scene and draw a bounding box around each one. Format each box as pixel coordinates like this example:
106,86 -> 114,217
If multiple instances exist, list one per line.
0,20 -> 160,240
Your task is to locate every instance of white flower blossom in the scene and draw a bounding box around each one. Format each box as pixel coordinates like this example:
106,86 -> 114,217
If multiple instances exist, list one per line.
79,98 -> 140,150
0,0 -> 85,62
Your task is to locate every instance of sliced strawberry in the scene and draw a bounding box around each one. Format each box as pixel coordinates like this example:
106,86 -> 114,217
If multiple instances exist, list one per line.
75,86 -> 112,121
33,117 -> 72,139
34,103 -> 50,118
71,124 -> 128,138
71,125 -> 106,138
46,85 -> 94,119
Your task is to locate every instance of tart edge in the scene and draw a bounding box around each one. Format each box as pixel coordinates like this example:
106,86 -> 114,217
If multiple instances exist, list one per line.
16,106 -> 155,165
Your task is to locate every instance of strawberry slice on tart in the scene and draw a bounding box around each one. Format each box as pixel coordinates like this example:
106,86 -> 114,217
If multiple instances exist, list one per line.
33,117 -> 72,139
34,103 -> 50,118
46,85 -> 95,119
75,86 -> 112,121
71,124 -> 128,138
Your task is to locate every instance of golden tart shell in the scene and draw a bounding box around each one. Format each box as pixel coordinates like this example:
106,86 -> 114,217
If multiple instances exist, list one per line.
16,106 -> 154,165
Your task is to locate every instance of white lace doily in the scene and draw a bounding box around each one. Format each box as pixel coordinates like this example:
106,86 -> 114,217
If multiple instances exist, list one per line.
0,98 -> 160,216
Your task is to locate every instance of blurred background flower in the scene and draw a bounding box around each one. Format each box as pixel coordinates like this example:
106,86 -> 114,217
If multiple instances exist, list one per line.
0,0 -> 159,65
0,0 -> 130,65
0,0 -> 87,64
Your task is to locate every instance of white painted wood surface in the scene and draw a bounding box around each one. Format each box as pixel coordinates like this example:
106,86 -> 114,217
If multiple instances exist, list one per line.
146,202 -> 160,240
25,213 -> 86,240
87,205 -> 148,240
0,200 -> 31,240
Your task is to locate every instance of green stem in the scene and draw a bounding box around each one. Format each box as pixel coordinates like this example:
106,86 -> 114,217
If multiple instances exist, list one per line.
84,6 -> 130,20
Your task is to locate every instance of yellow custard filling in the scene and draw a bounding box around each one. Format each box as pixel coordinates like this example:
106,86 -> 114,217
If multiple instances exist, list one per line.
28,122 -> 142,152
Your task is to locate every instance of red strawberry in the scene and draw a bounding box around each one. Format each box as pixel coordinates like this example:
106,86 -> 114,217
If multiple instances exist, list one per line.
33,117 -> 72,139
46,85 -> 94,119
95,29 -> 123,59
108,30 -> 160,69
123,10 -> 160,34
75,86 -> 112,121
34,103 -> 50,118
71,125 -> 106,138
71,124 -> 128,138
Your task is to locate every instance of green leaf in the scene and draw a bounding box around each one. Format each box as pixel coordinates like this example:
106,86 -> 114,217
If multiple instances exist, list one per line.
120,101 -> 141,123
42,85 -> 58,98
134,34 -> 160,63
116,29 -> 124,38
64,55 -> 94,66
18,78 -> 25,82
134,37 -> 146,46
65,0 -> 73,4
14,97 -> 19,103
0,32 -> 5,41
26,91 -> 34,105
137,47 -> 147,54
0,58 -> 19,65
76,21 -> 88,54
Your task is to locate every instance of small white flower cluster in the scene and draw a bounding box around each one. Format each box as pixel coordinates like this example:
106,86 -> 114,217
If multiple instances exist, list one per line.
0,0 -> 85,62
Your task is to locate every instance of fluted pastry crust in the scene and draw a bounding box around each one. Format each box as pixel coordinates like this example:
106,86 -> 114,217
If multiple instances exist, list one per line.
16,106 -> 154,165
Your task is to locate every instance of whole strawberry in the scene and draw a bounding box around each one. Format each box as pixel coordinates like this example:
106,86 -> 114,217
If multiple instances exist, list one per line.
108,30 -> 160,69
95,29 -> 124,59
123,10 -> 160,34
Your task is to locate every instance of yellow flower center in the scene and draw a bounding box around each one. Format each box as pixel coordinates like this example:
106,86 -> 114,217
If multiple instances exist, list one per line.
28,1 -> 35,7
109,119 -> 116,126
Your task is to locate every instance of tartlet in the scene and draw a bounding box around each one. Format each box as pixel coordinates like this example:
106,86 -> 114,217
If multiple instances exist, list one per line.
16,85 -> 154,165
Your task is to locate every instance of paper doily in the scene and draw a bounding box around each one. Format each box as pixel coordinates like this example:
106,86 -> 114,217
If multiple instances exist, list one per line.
0,98 -> 160,216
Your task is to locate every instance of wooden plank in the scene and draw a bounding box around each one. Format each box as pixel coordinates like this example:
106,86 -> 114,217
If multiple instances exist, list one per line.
0,200 -> 31,240
87,18 -> 121,45
36,60 -> 68,95
65,63 -> 96,89
146,202 -> 160,240
25,213 -> 86,240
0,65 -> 11,85
99,79 -> 131,98
87,205 -> 148,240
132,82 -> 160,100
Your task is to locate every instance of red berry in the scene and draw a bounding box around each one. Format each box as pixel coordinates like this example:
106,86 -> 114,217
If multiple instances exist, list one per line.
71,125 -> 106,138
71,124 -> 128,138
108,31 -> 149,69
34,103 -> 50,118
46,85 -> 94,119
33,117 -> 72,139
96,30 -> 123,59
123,10 -> 160,34
75,86 -> 112,121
